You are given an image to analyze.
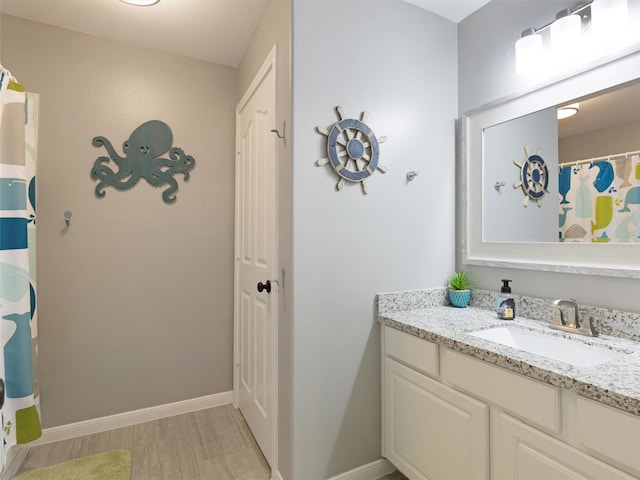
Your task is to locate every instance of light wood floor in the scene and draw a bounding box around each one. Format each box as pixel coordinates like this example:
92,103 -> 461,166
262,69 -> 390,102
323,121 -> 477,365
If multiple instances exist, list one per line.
14,404 -> 271,479
14,404 -> 407,480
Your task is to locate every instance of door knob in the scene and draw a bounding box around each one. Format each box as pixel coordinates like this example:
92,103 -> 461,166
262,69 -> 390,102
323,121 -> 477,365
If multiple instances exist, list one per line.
257,280 -> 271,293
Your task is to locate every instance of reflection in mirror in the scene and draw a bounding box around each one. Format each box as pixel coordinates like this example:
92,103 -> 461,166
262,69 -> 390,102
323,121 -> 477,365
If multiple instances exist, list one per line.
482,80 -> 640,244
464,55 -> 640,277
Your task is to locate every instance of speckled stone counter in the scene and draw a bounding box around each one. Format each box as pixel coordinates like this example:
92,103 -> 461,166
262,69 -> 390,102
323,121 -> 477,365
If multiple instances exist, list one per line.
377,288 -> 640,416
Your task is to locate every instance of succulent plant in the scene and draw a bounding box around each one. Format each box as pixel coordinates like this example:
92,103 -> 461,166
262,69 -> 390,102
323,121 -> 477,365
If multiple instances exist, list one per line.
448,272 -> 473,291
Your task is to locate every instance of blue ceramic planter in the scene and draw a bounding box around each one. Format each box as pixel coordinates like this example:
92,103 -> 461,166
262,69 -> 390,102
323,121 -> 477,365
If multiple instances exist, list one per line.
448,289 -> 471,308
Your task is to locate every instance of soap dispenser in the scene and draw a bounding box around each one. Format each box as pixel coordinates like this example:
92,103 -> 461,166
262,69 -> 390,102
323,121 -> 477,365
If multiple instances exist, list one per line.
496,279 -> 516,320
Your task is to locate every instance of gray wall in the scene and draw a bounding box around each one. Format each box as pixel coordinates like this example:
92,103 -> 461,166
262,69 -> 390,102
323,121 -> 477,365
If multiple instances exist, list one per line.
1,15 -> 237,427
458,0 -> 640,312
560,119 -> 640,163
235,1 -> 294,478
292,0 -> 457,477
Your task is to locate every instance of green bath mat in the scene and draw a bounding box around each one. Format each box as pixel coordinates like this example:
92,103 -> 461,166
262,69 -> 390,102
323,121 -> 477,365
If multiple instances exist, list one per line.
14,449 -> 131,480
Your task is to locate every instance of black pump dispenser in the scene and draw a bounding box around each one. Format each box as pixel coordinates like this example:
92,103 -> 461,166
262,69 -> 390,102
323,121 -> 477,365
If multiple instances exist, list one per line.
496,279 -> 515,320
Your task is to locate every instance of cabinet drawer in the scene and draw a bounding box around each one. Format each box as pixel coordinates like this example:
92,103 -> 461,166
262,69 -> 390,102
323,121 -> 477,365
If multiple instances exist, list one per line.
442,348 -> 560,433
384,326 -> 438,377
576,395 -> 640,476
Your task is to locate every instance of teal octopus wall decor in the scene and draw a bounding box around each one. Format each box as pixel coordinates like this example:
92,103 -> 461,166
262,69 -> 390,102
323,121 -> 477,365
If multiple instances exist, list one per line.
91,120 -> 195,203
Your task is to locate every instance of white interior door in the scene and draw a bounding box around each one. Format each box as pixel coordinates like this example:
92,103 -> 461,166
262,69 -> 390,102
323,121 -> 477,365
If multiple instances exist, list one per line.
234,47 -> 277,469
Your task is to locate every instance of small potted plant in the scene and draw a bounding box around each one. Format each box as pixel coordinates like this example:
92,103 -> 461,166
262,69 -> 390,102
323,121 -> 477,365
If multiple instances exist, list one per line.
447,271 -> 473,308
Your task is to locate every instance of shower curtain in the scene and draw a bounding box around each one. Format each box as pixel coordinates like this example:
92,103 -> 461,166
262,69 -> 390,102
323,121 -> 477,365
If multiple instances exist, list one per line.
0,71 -> 42,468
559,154 -> 640,242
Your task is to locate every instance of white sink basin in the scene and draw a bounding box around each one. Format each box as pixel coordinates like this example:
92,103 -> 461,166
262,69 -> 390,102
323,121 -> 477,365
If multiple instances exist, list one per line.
469,326 -> 626,368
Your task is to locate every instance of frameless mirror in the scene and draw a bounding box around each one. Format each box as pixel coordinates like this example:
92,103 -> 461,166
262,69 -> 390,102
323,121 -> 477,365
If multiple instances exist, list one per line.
463,54 -> 640,278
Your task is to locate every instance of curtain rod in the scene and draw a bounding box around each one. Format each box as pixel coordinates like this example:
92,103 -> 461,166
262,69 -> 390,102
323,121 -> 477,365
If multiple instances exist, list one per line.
560,149 -> 640,167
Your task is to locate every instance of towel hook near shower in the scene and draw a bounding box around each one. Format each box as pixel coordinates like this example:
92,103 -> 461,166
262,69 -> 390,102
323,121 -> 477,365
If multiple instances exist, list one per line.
270,121 -> 286,140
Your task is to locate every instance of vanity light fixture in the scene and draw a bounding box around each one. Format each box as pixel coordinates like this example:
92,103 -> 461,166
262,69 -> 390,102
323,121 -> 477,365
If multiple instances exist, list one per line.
550,8 -> 582,52
557,103 -> 580,120
515,3 -> 590,75
515,28 -> 543,75
514,0 -> 634,75
119,0 -> 160,5
590,0 -> 630,51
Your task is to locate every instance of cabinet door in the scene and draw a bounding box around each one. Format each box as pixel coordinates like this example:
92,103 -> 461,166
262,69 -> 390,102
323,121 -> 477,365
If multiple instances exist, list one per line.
384,358 -> 488,480
494,411 -> 636,480
575,395 -> 640,477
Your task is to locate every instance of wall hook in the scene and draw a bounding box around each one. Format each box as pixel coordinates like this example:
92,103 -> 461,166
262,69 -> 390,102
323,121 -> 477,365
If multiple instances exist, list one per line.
268,268 -> 286,288
64,211 -> 72,225
406,171 -> 419,181
270,121 -> 286,140
494,181 -> 505,192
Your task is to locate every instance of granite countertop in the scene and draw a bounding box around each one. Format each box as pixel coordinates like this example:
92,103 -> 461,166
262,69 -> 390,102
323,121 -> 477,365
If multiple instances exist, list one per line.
379,305 -> 640,416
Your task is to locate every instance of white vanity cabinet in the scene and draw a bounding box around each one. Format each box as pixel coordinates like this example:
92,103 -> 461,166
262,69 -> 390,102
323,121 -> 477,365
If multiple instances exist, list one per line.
383,328 -> 489,480
381,325 -> 639,480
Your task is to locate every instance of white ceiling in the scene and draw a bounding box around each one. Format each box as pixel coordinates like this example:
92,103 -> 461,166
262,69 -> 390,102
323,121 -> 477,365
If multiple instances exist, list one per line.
403,0 -> 491,23
1,0 -> 270,67
1,0 -> 490,67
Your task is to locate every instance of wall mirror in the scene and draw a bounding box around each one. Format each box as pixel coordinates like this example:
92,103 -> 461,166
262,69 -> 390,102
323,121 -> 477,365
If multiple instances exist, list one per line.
463,53 -> 640,278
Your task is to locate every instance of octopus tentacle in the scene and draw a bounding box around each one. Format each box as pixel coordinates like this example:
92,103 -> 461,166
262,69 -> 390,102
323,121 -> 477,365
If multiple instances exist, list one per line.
95,183 -> 107,198
161,176 -> 179,203
93,137 -> 124,164
169,147 -> 196,179
91,158 -> 141,197
92,136 -> 133,178
112,172 -> 142,191
169,147 -> 184,159
146,160 -> 176,186
91,156 -> 112,180
139,159 -> 179,203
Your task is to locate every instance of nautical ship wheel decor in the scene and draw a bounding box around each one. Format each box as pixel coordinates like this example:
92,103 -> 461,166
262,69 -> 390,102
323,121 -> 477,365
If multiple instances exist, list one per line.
513,146 -> 550,207
316,106 -> 388,194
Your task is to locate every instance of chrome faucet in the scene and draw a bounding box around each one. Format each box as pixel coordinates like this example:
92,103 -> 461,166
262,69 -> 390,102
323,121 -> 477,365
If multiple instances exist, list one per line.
550,299 -> 598,336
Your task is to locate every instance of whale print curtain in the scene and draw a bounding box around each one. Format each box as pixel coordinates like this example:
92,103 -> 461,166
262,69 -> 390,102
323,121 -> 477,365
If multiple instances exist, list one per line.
559,154 -> 640,242
0,72 -> 42,467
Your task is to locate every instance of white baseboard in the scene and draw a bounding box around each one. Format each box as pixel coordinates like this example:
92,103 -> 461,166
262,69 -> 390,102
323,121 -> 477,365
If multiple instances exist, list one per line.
328,459 -> 396,480
33,391 -> 233,446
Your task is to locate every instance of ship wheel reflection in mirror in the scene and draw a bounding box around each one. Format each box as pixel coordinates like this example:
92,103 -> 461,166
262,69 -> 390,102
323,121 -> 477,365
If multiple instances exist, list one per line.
513,145 -> 549,207
316,106 -> 388,194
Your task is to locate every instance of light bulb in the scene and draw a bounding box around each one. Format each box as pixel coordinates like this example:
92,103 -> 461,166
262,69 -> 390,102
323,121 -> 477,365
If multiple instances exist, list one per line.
550,9 -> 582,68
120,0 -> 160,5
516,28 -> 543,75
550,9 -> 582,50
590,0 -> 630,51
557,103 -> 579,119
